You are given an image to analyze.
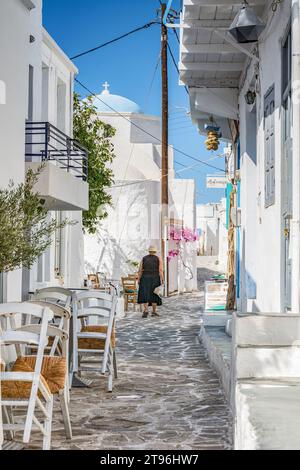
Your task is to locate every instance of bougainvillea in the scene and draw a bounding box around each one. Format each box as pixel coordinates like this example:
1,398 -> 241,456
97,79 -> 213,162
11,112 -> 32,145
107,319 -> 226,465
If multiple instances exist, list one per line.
169,227 -> 199,243
167,227 -> 199,261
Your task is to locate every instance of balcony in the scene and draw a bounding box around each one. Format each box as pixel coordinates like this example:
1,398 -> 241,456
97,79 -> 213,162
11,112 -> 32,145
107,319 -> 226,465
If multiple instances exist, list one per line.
25,122 -> 89,211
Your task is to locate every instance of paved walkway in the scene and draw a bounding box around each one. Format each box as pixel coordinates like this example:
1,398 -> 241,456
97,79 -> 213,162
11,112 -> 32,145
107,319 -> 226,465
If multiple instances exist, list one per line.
29,289 -> 232,450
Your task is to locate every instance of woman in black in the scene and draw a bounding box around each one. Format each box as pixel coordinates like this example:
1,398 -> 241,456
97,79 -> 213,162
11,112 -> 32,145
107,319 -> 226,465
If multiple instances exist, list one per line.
138,246 -> 164,318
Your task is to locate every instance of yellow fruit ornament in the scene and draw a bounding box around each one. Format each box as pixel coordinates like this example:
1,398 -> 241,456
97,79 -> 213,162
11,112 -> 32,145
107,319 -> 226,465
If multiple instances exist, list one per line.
204,120 -> 222,151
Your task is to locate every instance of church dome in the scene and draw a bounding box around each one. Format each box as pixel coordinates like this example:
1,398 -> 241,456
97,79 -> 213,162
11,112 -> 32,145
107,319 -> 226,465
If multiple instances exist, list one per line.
94,82 -> 143,114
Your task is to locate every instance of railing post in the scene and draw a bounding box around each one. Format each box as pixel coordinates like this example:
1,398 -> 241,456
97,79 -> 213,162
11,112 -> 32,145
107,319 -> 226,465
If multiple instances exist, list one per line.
67,137 -> 71,173
84,152 -> 88,181
44,122 -> 50,162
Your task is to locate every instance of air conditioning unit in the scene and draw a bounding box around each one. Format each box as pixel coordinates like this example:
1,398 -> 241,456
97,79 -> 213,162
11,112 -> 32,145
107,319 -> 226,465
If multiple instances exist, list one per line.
231,207 -> 241,227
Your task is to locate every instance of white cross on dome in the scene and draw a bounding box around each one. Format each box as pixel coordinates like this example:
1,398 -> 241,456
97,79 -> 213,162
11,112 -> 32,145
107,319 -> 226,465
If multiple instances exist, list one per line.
102,81 -> 110,93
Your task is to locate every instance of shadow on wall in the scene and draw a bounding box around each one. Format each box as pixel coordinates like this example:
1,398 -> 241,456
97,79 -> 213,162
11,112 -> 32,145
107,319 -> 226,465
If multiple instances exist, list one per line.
239,228 -> 257,312
206,224 -> 218,256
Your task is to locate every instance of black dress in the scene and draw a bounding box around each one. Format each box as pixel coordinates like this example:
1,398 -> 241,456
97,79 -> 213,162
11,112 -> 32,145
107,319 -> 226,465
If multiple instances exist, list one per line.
138,254 -> 162,306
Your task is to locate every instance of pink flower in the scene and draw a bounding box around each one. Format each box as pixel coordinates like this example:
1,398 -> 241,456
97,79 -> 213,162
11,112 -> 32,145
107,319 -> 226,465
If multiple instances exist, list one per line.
167,249 -> 180,261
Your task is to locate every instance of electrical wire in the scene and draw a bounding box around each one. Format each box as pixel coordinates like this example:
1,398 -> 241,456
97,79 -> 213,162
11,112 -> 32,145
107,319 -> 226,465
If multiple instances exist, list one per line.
90,159 -> 207,191
172,28 -> 180,45
74,78 -> 225,173
167,42 -> 189,95
70,21 -> 159,60
144,50 -> 161,110
169,124 -> 194,132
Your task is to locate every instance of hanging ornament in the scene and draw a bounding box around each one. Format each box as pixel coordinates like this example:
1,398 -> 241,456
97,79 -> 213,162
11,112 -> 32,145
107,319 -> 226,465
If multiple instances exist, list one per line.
204,119 -> 222,152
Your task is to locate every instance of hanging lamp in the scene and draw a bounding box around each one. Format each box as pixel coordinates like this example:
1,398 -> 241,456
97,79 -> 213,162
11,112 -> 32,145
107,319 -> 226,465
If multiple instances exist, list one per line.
228,1 -> 265,44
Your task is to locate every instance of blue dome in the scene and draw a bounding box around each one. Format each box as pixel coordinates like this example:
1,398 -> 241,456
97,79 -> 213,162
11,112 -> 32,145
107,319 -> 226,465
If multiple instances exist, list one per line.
94,83 -> 142,114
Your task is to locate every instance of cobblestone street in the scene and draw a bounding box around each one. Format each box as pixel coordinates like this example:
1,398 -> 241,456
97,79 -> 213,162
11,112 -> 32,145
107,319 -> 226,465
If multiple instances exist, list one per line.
27,285 -> 232,450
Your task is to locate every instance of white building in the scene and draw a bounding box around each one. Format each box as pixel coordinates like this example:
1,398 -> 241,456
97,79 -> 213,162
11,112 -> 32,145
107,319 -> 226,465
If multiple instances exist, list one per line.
196,200 -> 227,270
0,0 -> 88,302
84,84 -> 197,293
178,0 -> 300,450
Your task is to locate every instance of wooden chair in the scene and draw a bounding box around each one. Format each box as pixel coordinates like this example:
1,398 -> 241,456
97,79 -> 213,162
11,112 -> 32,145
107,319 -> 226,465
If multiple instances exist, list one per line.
72,291 -> 118,392
122,276 -> 139,312
0,302 -> 54,450
87,274 -> 100,289
30,290 -> 71,357
33,287 -> 72,309
31,287 -> 73,384
27,301 -> 72,439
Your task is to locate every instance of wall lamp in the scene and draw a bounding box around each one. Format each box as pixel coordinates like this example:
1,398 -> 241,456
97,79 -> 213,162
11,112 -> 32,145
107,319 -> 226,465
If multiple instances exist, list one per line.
228,1 -> 265,44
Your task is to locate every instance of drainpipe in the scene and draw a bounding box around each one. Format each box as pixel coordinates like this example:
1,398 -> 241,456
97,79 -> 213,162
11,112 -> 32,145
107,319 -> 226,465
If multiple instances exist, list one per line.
291,0 -> 300,313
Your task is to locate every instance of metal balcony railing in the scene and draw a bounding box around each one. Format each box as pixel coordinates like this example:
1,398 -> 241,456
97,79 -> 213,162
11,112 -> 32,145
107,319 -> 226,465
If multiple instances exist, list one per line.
25,122 -> 88,181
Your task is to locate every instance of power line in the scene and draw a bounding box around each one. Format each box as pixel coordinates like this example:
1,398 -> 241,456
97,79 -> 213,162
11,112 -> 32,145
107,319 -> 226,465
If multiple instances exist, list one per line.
101,160 -> 205,190
168,114 -> 190,122
167,42 -> 189,95
169,123 -> 194,131
172,28 -> 180,44
74,78 -> 225,173
144,50 -> 161,109
70,21 -> 159,60
174,160 -> 206,175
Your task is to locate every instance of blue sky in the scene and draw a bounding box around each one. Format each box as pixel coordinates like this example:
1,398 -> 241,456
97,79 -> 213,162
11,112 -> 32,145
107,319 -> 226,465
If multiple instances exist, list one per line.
43,0 -> 226,204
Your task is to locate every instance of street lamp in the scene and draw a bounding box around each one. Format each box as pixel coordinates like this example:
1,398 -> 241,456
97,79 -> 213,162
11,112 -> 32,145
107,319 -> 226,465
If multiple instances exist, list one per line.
228,1 -> 265,44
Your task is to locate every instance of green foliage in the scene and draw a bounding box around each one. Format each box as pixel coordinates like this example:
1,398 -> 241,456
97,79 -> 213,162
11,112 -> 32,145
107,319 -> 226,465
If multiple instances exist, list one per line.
0,166 -> 70,273
73,93 -> 116,234
126,260 -> 140,269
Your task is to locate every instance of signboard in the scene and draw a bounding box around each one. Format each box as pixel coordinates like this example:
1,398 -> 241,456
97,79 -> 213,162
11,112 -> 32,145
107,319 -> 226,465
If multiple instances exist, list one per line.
206,175 -> 227,189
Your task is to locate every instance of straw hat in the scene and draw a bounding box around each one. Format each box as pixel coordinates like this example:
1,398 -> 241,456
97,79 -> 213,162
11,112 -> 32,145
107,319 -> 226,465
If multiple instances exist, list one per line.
148,245 -> 157,254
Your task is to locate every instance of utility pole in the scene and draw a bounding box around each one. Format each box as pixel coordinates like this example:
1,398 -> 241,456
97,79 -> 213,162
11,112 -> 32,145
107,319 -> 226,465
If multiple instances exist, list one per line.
161,2 -> 169,295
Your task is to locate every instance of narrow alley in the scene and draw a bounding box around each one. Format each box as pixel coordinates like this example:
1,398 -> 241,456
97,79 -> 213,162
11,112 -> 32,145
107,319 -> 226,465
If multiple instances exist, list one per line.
27,268 -> 232,451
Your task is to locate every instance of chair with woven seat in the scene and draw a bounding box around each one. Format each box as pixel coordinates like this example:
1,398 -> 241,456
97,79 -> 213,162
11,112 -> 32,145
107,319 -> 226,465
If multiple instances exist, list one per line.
87,274 -> 100,289
31,288 -> 72,382
122,276 -> 138,312
0,302 -> 54,450
32,287 -> 72,310
72,291 -> 118,392
17,304 -> 72,440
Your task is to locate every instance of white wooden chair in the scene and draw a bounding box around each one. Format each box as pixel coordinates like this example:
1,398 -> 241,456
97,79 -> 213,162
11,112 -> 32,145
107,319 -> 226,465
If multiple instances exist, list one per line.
24,301 -> 72,440
0,302 -> 54,450
31,287 -> 73,385
72,291 -> 118,392
32,287 -> 72,310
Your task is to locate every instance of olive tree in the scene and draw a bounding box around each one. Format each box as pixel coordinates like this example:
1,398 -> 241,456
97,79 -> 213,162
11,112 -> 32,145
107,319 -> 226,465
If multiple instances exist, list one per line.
0,166 -> 69,273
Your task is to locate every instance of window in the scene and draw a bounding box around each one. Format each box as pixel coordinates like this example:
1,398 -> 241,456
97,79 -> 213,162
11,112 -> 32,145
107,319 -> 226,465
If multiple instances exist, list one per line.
282,27 -> 292,217
264,85 -> 275,207
57,78 -> 67,133
54,211 -> 63,279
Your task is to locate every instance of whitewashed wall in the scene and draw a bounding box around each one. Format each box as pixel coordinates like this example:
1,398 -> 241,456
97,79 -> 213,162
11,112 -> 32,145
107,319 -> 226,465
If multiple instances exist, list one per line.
85,181 -> 161,280
84,111 -> 198,291
84,112 -> 162,279
169,179 -> 197,291
0,0 -> 39,301
196,201 -> 227,272
238,1 -> 291,313
29,28 -> 84,290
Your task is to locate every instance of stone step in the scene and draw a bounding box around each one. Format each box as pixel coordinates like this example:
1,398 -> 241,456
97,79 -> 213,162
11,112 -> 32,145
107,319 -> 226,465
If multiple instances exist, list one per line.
235,346 -> 300,379
235,313 -> 300,346
235,380 -> 300,450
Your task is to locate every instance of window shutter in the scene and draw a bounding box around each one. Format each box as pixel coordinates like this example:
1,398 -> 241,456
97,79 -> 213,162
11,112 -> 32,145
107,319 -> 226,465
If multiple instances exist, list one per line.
264,86 -> 275,207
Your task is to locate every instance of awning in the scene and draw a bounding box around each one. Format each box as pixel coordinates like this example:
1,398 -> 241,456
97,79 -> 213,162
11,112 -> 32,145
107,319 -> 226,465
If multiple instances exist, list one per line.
179,0 -> 268,128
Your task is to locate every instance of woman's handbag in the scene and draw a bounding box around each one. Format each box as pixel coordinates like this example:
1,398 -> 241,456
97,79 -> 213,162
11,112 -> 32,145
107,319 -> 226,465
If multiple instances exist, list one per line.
154,285 -> 164,298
